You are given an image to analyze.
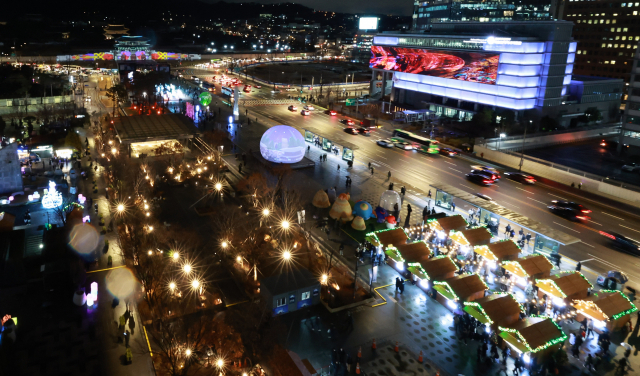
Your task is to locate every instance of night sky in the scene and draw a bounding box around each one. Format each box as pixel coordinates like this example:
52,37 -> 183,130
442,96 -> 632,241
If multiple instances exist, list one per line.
205,0 -> 414,16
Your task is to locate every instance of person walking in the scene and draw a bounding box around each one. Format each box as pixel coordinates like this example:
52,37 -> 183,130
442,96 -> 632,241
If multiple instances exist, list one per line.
387,171 -> 391,180
128,315 -> 135,335
510,229 -> 516,239
584,354 -> 594,372
428,189 -> 432,198
337,165 -> 340,171
586,319 -> 594,338
393,202 -> 400,221
451,202 -> 456,212
525,233 -> 531,245
401,186 -> 406,195
368,162 -> 371,169
395,277 -> 400,292
371,167 -> 374,176
576,261 -> 582,272
407,204 -> 412,217
505,224 -> 512,237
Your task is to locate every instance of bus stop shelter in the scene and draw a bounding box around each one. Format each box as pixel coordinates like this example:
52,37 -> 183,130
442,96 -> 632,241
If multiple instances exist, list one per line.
303,127 -> 359,161
429,183 -> 580,255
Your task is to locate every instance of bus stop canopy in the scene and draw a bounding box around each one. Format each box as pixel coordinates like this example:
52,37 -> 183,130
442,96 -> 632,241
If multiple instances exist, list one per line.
429,183 -> 580,246
303,127 -> 360,151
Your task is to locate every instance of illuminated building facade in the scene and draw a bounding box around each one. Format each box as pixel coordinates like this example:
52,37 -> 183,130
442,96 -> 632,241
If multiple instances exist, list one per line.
412,0 -> 559,29
371,21 -> 622,126
563,0 -> 640,102
621,41 -> 640,152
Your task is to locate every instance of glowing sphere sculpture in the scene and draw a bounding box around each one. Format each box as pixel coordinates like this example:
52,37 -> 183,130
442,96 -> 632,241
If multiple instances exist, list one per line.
260,125 -> 306,163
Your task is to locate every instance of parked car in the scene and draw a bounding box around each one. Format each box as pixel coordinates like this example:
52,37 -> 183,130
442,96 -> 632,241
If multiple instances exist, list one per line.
377,139 -> 394,148
504,172 -> 536,184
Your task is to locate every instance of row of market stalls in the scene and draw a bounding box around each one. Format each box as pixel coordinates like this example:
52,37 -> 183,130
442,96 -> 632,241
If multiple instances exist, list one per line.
365,222 -> 638,367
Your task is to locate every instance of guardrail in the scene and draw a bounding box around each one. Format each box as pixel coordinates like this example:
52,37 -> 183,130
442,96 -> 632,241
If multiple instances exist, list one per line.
482,123 -> 621,144
235,63 -> 370,88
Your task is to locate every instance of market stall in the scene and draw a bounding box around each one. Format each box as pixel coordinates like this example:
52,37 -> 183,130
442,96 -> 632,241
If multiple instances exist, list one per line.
501,254 -> 554,290
464,293 -> 522,332
572,290 -> 638,333
498,316 -> 567,368
535,271 -> 593,310
420,255 -> 458,282
475,240 -> 521,263
366,228 -> 408,249
449,227 -> 493,259
434,273 -> 487,312
396,241 -> 432,264
384,245 -> 406,272
427,215 -> 468,233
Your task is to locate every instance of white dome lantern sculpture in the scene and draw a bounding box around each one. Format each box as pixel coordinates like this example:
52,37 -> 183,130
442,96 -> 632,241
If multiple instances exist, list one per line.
260,125 -> 306,163
379,190 -> 402,212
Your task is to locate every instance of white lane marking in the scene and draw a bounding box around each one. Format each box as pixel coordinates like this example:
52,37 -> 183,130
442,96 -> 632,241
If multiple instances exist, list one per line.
449,167 -> 463,173
515,187 -> 534,194
588,220 -> 603,226
553,221 -> 581,233
602,212 -> 625,220
502,202 -> 520,209
578,258 -> 595,262
443,161 -> 456,166
588,253 -> 626,270
581,242 -> 595,248
548,193 -> 567,200
620,224 -> 640,234
527,197 -> 547,205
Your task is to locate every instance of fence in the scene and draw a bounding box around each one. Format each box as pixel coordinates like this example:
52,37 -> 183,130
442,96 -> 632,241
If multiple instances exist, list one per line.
0,96 -> 74,107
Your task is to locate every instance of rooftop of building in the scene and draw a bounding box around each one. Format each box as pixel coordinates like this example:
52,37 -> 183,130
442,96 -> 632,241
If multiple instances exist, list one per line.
116,36 -> 151,43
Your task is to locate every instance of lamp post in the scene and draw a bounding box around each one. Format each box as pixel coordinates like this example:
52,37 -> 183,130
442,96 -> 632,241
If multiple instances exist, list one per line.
498,133 -> 506,152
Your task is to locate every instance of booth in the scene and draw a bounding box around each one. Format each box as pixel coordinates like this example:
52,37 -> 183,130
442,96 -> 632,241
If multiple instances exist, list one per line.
407,262 -> 431,290
501,254 -> 554,290
535,271 -> 593,309
450,227 -> 493,259
464,293 -> 522,332
572,290 -> 638,333
384,245 -> 406,272
434,273 -> 487,312
396,241 -> 432,264
475,240 -> 521,263
421,256 -> 458,282
427,215 -> 468,233
499,316 -> 567,367
366,228 -> 408,249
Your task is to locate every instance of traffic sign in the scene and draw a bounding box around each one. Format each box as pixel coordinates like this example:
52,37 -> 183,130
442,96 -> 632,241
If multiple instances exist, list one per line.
345,98 -> 356,106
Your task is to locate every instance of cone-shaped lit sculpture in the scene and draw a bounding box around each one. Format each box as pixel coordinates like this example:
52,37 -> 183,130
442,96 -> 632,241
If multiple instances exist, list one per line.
351,216 -> 366,231
312,190 -> 331,208
329,193 -> 353,222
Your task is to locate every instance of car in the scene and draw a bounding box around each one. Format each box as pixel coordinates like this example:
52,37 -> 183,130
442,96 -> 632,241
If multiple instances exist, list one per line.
303,105 -> 315,111
377,139 -> 394,148
439,147 -> 457,157
504,172 -> 536,184
288,105 -> 298,111
471,165 -> 501,180
285,88 -> 296,92
357,127 -> 370,135
466,173 -> 495,186
550,200 -> 591,213
471,169 -> 500,182
394,141 -> 416,150
341,119 -> 355,126
621,163 -> 640,172
271,89 -> 282,93
548,201 -> 591,221
327,110 -> 337,116
243,85 -> 252,93
301,110 -> 310,116
343,127 -> 358,135
255,85 -> 262,89
599,231 -> 640,255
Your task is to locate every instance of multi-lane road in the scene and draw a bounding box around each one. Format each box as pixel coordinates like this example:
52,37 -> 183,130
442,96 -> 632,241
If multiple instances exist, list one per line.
184,66 -> 640,288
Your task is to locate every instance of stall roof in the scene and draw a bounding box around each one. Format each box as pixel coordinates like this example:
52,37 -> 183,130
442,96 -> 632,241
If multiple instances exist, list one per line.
572,290 -> 638,322
396,241 -> 431,263
487,240 -> 521,260
536,272 -> 593,299
499,316 -> 567,353
429,215 -> 468,233
502,254 -> 554,278
367,228 -> 408,247
452,227 -> 492,247
444,274 -> 487,301
429,183 -> 580,246
303,127 -> 360,150
421,256 -> 458,281
113,114 -> 202,144
467,293 -> 522,326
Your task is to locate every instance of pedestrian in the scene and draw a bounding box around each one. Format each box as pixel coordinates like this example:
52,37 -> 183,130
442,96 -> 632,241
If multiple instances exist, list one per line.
337,165 -> 340,171
395,277 -> 400,292
387,171 -> 391,179
399,278 -> 405,294
401,186 -> 406,195
428,190 -> 432,198
576,261 -> 581,272
423,206 -> 429,219
505,224 -> 511,236
371,167 -> 374,176
238,163 -> 242,174
124,330 -> 130,347
584,353 -> 594,371
393,202 -> 399,220
128,315 -> 135,335
586,319 -> 594,338
368,162 -> 371,169
407,204 -> 412,216
525,233 -> 531,244
451,202 -> 456,212
510,229 -> 515,239
514,356 -> 522,375
389,182 -> 394,190
307,145 -> 310,153
119,315 -> 126,331
579,182 -> 582,190
477,346 -> 483,362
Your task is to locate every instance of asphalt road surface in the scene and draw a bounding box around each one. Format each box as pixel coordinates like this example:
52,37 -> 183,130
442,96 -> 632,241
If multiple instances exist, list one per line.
182,68 -> 640,289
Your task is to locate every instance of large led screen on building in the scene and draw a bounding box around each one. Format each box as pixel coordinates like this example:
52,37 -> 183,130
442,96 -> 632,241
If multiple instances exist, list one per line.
370,46 -> 499,85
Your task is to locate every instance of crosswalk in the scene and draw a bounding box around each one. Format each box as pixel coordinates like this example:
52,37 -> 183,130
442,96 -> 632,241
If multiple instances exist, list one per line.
242,99 -> 300,106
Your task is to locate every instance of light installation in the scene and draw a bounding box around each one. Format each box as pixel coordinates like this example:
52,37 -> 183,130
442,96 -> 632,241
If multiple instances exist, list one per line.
259,126 -> 306,163
199,92 -> 212,106
42,181 -> 63,209
370,46 -> 499,85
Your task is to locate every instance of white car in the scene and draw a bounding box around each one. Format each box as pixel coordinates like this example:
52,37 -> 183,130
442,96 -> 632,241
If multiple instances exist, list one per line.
377,139 -> 394,148
301,110 -> 310,116
394,141 -> 415,150
304,105 -> 315,111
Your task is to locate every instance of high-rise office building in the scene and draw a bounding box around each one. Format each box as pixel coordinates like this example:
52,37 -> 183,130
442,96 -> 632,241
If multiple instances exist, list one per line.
412,0 -> 561,30
563,1 -> 639,102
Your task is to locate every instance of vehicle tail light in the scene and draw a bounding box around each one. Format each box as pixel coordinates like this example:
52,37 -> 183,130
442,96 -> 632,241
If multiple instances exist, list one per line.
576,216 -> 590,220
581,210 -> 592,213
599,231 -> 616,240
483,180 -> 492,184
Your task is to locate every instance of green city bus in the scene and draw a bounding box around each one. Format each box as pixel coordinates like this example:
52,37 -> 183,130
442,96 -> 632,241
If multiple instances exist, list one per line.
391,129 -> 440,154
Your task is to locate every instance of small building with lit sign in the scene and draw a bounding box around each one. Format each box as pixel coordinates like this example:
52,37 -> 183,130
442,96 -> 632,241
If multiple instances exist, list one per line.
260,268 -> 321,316
499,316 -> 567,366
572,290 -> 638,333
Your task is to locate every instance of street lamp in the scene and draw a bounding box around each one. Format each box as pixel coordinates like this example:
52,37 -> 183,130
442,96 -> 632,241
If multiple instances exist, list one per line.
282,250 -> 292,261
169,282 -> 176,291
262,208 -> 270,217
281,220 -> 290,230
183,263 -> 192,274
172,252 -> 179,261
498,133 -> 506,151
